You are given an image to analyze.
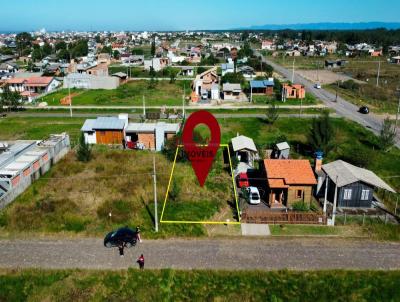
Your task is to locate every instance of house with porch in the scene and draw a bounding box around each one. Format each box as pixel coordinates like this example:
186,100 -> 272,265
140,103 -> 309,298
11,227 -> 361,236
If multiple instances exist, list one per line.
320,160 -> 396,208
264,159 -> 317,208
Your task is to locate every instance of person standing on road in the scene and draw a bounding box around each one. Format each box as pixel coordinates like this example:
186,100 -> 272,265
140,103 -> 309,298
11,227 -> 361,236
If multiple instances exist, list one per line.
136,226 -> 142,243
137,254 -> 144,269
118,244 -> 124,257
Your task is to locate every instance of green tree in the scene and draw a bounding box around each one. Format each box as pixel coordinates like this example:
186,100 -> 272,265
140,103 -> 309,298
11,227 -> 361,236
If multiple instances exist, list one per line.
55,41 -> 67,51
57,49 -> 70,61
31,48 -> 43,62
101,46 -> 112,54
42,43 -> 53,57
307,111 -> 335,154
70,40 -> 88,59
221,72 -> 245,85
15,32 -> 32,56
379,118 -> 396,152
131,48 -> 144,55
265,100 -> 279,124
151,39 -> 156,57
112,50 -> 120,59
1,84 -> 20,111
76,132 -> 91,162
264,63 -> 274,77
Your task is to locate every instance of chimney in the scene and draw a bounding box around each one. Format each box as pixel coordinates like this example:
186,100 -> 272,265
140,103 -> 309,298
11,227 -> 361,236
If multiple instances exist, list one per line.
314,151 -> 323,173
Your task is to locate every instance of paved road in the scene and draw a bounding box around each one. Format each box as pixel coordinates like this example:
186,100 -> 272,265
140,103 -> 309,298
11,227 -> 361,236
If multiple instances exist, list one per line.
0,238 -> 399,270
257,52 -> 400,147
7,112 -> 329,119
21,104 -> 325,110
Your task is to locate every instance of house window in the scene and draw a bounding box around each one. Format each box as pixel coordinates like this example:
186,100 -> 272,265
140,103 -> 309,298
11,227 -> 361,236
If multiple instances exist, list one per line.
296,190 -> 303,199
361,190 -> 370,200
343,189 -> 352,200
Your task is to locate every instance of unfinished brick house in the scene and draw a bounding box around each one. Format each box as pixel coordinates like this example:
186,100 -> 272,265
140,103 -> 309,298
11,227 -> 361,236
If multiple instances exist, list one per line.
282,83 -> 305,100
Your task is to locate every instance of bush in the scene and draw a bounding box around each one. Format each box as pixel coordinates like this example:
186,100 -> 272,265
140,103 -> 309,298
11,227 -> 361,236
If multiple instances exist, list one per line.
292,201 -> 310,211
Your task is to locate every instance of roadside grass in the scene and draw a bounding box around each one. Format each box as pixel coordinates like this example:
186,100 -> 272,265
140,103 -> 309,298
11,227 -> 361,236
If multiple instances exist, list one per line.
252,93 -> 319,105
269,224 -> 353,236
0,269 -> 399,301
36,80 -> 192,107
324,83 -> 399,114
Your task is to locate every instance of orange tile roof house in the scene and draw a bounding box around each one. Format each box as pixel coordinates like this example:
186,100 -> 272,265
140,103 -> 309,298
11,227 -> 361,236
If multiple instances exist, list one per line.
264,159 -> 317,208
282,83 -> 305,100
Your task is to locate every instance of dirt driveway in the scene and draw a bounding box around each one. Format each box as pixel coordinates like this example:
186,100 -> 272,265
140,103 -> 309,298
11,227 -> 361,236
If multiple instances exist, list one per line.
296,69 -> 365,85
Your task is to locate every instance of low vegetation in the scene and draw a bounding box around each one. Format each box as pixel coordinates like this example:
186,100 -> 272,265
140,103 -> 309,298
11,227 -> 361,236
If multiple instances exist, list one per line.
37,80 -> 192,106
0,269 -> 399,301
0,147 -> 234,238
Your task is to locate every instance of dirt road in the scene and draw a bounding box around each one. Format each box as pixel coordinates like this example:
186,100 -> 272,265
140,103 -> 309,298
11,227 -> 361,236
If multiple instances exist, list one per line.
0,238 -> 399,270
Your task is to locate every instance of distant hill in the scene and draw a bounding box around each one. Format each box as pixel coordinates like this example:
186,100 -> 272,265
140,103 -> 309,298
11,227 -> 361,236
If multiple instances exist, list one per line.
239,22 -> 400,30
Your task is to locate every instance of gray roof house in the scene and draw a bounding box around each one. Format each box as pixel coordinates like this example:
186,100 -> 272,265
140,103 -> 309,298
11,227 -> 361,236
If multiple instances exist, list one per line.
321,160 -> 395,208
230,135 -> 258,167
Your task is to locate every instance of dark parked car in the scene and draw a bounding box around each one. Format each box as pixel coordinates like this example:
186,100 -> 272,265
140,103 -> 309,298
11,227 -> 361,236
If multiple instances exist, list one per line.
359,106 -> 369,114
104,227 -> 137,248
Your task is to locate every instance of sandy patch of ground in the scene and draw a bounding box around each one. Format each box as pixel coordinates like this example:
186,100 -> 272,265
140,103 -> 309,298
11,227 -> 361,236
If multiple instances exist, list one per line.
296,69 -> 365,85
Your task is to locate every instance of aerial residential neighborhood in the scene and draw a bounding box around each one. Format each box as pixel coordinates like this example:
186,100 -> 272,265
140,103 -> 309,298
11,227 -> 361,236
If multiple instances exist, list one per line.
0,0 -> 400,301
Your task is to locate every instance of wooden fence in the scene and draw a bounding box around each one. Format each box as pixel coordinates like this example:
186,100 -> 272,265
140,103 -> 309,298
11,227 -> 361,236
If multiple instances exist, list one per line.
242,210 -> 326,225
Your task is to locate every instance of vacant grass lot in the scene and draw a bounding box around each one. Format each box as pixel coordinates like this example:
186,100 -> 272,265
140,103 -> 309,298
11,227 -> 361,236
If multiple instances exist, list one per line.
37,80 -> 192,107
0,116 -> 85,144
0,269 -> 399,301
252,93 -> 319,105
0,146 -> 234,238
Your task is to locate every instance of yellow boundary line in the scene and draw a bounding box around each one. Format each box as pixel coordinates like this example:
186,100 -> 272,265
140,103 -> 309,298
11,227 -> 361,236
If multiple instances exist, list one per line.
160,144 -> 241,225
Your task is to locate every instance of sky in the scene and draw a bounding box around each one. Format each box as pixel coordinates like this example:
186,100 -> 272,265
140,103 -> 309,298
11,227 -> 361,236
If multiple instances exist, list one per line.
2,0 -> 400,32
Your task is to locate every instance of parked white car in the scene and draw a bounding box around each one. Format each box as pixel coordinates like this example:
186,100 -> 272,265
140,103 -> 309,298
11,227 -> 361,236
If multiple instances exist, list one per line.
314,83 -> 321,89
242,186 -> 261,205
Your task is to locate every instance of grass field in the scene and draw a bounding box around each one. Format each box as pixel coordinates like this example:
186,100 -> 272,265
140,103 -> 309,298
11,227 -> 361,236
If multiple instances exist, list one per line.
0,116 -> 85,144
252,93 -> 319,106
0,269 -> 399,301
37,80 -> 192,107
0,146 -> 235,238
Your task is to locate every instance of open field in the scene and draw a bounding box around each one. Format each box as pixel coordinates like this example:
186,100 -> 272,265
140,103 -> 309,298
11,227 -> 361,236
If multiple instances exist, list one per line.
0,147 -> 235,238
37,80 -> 192,107
295,69 -> 364,85
0,116 -> 85,144
252,92 -> 319,105
0,268 -> 399,301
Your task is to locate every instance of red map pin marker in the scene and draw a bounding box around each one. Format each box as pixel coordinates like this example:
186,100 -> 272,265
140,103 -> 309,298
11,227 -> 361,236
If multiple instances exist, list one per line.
182,110 -> 221,187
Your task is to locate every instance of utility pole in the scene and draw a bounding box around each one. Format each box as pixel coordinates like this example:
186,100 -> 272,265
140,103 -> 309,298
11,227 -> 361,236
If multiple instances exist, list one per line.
182,84 -> 185,118
335,80 -> 339,102
153,155 -> 158,232
323,177 -> 329,214
396,88 -> 400,130
68,85 -> 72,117
142,95 -> 146,117
376,60 -> 381,87
291,56 -> 295,83
332,176 -> 338,226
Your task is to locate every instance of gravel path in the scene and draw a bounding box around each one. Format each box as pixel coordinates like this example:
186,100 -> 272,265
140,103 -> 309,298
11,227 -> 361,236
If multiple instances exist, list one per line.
0,238 -> 399,270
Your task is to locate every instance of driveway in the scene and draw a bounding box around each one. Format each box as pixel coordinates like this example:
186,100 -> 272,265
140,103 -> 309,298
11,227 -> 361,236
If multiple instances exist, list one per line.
0,238 -> 399,270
